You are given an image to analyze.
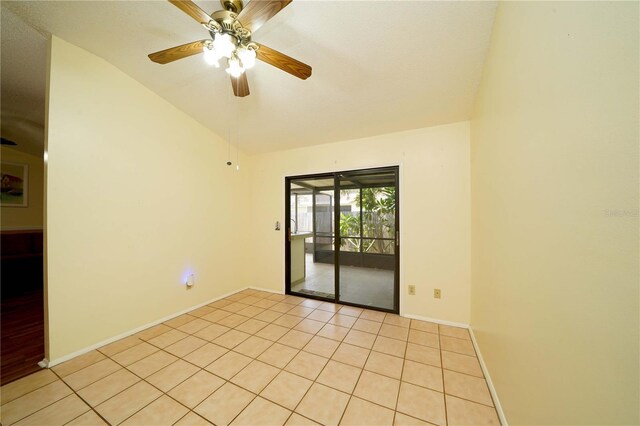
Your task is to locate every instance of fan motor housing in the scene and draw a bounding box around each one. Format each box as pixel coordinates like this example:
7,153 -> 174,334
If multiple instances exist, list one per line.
209,9 -> 252,45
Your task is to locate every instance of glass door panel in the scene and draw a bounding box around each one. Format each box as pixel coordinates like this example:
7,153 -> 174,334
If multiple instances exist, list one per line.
288,177 -> 335,299
337,170 -> 398,310
287,167 -> 398,313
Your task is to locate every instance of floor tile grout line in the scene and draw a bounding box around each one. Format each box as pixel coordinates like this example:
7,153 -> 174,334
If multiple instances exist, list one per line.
3,388 -> 72,426
0,372 -> 59,406
61,399 -> 99,426
315,306 -> 495,411
187,324 -> 318,418
218,296 -> 494,417
247,343 -> 315,423
197,306 -> 356,423
94,367 -> 174,422
439,331 -> 450,425
171,408 -> 203,425
51,367 -> 113,426
462,325 -> 502,416
286,311 -> 365,424
17,290 -> 496,425
19,326 -> 485,425
224,392 -> 260,426
443,393 -> 498,409
89,343 -> 208,423
42,349 -> 466,426
131,355 -> 242,424
336,310 -> 414,422
2,367 -> 107,425
112,361 -> 204,425
43,317 -> 463,415
392,318 -> 411,424
196,294 -> 328,423
440,333 -> 474,342
336,313 -> 375,426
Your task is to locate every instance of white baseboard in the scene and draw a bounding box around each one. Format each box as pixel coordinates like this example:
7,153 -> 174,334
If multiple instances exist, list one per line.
47,287 -> 249,367
468,327 -> 508,426
247,286 -> 283,295
401,313 -> 469,329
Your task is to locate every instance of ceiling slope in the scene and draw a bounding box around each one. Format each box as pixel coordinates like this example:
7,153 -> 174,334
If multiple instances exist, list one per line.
2,1 -> 497,154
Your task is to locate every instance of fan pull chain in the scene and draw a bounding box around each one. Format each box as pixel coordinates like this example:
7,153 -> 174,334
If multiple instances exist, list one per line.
235,96 -> 241,171
226,76 -> 233,166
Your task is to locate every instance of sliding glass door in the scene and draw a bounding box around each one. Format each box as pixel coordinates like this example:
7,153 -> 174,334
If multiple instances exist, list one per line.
287,175 -> 335,299
337,169 -> 398,310
286,167 -> 399,313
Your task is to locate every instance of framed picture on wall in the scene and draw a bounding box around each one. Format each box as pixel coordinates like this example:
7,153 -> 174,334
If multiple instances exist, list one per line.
1,161 -> 28,207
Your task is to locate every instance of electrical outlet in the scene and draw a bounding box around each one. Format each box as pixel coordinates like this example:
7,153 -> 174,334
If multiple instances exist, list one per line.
408,285 -> 416,295
434,288 -> 441,299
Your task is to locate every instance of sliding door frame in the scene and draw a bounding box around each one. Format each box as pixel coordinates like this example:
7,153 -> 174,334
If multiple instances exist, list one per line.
285,166 -> 400,314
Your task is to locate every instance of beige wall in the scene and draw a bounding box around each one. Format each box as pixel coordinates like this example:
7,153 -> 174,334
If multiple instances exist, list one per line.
1,146 -> 44,230
470,2 -> 639,424
46,37 -> 251,361
248,122 -> 471,324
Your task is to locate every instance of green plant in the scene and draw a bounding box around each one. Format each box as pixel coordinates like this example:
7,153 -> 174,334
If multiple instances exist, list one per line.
339,186 -> 396,254
339,212 -> 361,251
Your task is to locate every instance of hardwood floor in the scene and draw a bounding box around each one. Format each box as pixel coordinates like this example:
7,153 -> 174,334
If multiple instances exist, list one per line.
1,289 -> 44,385
1,231 -> 45,385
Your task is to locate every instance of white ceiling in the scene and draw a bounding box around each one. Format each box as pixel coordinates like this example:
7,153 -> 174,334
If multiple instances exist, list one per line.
2,1 -> 497,155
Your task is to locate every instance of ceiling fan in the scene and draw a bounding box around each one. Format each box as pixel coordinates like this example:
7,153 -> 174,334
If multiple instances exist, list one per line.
148,0 -> 312,97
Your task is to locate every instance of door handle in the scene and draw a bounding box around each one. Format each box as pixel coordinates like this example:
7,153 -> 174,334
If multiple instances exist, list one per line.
396,231 -> 399,246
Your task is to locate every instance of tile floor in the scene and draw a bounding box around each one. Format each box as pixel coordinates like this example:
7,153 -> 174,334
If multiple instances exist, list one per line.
0,289 -> 501,426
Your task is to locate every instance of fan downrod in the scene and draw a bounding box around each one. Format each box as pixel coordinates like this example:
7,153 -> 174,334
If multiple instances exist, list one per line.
220,0 -> 244,13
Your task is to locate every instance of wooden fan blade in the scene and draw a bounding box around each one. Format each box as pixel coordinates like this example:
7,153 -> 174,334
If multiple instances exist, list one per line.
255,43 -> 311,80
237,0 -> 291,33
148,40 -> 207,64
168,0 -> 212,24
231,73 -> 250,97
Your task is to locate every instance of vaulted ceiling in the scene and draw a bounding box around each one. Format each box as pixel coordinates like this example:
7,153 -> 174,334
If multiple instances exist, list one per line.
2,1 -> 497,155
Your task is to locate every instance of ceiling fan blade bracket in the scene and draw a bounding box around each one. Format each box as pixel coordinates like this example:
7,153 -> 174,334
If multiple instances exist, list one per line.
234,25 -> 251,40
202,20 -> 222,32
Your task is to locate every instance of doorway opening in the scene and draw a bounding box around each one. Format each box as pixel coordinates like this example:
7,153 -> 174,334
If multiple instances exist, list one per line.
1,6 -> 48,385
285,166 -> 399,313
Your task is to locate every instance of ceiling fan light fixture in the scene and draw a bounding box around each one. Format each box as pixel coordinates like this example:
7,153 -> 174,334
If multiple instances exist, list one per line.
202,43 -> 221,67
226,56 -> 245,77
150,0 -> 313,97
237,46 -> 256,69
213,32 -> 236,59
